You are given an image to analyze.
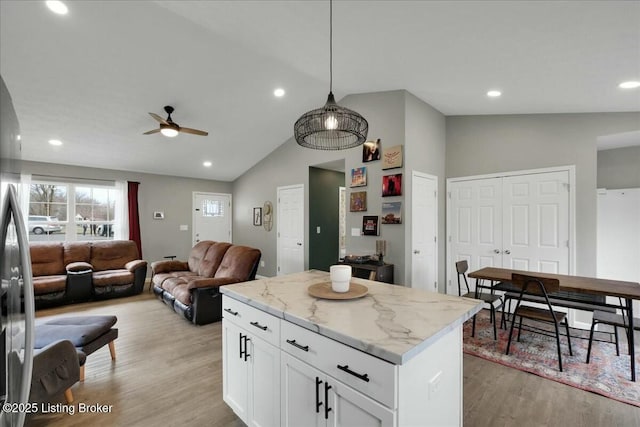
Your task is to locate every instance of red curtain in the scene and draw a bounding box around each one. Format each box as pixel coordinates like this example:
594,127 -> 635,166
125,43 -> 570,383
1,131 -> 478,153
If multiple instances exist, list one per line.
128,181 -> 142,258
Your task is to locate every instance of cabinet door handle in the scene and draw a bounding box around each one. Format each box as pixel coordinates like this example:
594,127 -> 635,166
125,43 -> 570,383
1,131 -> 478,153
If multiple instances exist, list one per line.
315,377 -> 323,413
224,308 -> 238,316
250,321 -> 268,331
243,336 -> 251,361
337,364 -> 370,382
239,333 -> 245,359
286,339 -> 309,352
324,382 -> 332,420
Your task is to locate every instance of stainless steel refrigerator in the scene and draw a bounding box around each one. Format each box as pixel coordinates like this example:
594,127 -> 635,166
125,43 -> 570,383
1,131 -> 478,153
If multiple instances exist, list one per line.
1,75 -> 35,427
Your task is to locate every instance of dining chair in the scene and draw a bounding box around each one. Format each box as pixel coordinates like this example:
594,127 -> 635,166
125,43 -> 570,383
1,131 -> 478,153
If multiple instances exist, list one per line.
506,274 -> 573,372
586,301 -> 640,375
456,260 -> 503,340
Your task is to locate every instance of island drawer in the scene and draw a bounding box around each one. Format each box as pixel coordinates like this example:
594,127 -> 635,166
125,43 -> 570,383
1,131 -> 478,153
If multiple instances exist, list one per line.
222,296 -> 280,347
281,320 -> 397,409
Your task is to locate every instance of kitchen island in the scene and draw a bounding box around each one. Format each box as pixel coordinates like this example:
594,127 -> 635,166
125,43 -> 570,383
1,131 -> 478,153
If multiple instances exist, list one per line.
220,270 -> 482,427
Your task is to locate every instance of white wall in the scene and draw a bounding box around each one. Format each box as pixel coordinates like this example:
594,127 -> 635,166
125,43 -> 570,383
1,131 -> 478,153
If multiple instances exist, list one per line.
597,145 -> 640,189
445,112 -> 640,277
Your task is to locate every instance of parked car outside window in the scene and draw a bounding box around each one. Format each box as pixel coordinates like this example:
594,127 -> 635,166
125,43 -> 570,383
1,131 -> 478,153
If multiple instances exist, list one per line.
28,215 -> 62,234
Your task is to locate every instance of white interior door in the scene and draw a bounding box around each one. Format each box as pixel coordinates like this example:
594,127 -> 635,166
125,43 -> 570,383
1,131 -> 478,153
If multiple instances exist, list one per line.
193,192 -> 232,245
448,177 -> 503,294
502,171 -> 570,274
411,172 -> 438,292
277,184 -> 304,276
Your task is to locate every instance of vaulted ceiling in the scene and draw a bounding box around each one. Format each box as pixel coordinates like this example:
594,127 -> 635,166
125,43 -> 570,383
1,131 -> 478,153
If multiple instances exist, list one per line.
1,1 -> 638,181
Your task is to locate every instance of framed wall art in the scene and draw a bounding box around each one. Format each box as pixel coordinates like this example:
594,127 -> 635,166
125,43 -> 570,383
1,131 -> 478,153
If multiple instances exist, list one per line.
362,215 -> 379,236
382,144 -> 403,169
350,167 -> 367,187
381,202 -> 402,224
382,174 -> 402,197
349,191 -> 367,212
253,207 -> 262,226
363,139 -> 381,163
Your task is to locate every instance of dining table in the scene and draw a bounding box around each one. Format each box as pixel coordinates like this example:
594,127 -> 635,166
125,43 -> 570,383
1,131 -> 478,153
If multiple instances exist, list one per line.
468,266 -> 640,381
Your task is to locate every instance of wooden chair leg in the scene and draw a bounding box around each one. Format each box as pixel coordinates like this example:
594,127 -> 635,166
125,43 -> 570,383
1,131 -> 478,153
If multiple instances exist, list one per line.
108,340 -> 116,360
64,388 -> 74,404
79,365 -> 85,382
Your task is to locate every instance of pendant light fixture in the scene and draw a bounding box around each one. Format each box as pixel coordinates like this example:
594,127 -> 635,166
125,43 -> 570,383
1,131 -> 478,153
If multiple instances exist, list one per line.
294,0 -> 368,150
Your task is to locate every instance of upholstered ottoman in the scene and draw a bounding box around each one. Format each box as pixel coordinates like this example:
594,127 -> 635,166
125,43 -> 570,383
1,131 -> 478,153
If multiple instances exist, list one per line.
35,315 -> 118,381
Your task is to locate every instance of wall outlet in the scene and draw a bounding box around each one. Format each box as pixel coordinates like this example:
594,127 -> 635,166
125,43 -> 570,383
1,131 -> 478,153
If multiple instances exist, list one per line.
260,260 -> 265,267
179,225 -> 188,231
316,226 -> 321,234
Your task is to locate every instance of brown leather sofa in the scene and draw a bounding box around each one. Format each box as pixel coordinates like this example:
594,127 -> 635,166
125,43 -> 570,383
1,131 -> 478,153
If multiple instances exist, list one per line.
30,240 -> 147,309
151,241 -> 261,325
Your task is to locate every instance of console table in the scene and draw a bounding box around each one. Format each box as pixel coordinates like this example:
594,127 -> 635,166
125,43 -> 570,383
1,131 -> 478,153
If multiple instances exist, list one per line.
338,261 -> 394,284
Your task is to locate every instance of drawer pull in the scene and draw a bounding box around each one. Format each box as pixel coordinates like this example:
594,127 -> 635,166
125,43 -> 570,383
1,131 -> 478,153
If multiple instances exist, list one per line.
250,321 -> 268,331
224,308 -> 239,316
337,364 -> 370,382
286,339 -> 309,352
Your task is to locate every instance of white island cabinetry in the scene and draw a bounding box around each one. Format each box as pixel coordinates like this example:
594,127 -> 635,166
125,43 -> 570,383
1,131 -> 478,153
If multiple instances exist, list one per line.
221,270 -> 482,427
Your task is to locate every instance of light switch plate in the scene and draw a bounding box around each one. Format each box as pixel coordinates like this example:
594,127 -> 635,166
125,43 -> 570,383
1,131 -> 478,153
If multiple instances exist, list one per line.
351,228 -> 360,236
179,225 -> 188,231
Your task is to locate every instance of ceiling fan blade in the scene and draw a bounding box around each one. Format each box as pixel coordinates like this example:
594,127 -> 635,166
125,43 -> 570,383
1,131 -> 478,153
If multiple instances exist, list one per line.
179,127 -> 209,136
149,112 -> 169,125
143,128 -> 161,135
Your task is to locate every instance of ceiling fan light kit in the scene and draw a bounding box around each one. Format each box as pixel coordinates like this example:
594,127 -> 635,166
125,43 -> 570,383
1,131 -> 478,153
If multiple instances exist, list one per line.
144,105 -> 208,137
294,0 -> 368,150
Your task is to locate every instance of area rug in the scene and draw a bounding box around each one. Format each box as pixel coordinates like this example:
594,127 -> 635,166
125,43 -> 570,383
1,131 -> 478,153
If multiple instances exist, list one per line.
463,310 -> 640,407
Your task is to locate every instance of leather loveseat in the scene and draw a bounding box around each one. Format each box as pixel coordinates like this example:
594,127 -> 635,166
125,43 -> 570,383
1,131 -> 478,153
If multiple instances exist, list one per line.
30,240 -> 147,309
151,241 -> 261,325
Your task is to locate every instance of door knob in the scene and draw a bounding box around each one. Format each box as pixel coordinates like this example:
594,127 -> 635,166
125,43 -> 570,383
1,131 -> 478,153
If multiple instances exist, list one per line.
413,250 -> 420,254
297,242 -> 302,246
494,249 -> 501,254
504,250 -> 511,255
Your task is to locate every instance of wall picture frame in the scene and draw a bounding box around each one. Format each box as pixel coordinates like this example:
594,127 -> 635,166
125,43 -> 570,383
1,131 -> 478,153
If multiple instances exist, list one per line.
350,167 -> 367,187
253,207 -> 262,226
382,174 -> 402,197
362,215 -> 379,236
382,144 -> 403,169
381,202 -> 402,224
349,191 -> 367,212
363,139 -> 381,163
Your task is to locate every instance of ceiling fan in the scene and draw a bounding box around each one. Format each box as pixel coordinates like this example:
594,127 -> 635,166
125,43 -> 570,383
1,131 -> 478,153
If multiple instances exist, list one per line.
143,105 -> 208,137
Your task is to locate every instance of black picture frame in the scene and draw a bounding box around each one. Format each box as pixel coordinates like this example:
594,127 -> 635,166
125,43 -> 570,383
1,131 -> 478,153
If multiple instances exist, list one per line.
253,207 -> 262,226
362,215 -> 379,236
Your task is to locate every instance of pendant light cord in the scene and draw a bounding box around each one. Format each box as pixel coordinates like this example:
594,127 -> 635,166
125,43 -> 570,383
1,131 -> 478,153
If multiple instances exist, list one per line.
329,0 -> 333,93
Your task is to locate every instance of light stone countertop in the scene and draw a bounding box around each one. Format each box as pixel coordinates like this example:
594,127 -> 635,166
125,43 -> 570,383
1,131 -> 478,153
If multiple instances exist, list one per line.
220,270 -> 483,365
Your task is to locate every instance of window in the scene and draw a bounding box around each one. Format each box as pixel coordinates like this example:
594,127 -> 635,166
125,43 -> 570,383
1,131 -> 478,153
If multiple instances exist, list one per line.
27,180 -> 123,242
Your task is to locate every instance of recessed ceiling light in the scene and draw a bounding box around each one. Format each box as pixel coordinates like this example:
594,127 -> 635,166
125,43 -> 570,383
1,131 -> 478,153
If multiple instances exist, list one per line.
203,161 -> 212,167
487,90 -> 502,98
48,139 -> 62,146
274,88 -> 285,97
619,81 -> 640,89
46,1 -> 68,15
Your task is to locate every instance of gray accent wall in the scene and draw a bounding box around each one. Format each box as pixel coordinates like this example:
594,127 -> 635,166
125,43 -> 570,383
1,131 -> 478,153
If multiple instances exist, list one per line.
597,146 -> 640,189
445,112 -> 640,277
20,160 -> 232,269
232,89 -> 447,287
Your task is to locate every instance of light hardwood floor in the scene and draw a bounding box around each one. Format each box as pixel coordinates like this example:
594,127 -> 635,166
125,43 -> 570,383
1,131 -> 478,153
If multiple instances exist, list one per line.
26,293 -> 640,427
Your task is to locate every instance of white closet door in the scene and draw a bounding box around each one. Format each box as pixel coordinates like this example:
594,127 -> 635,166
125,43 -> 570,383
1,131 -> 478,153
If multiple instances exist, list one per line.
502,171 -> 570,274
449,178 -> 502,294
